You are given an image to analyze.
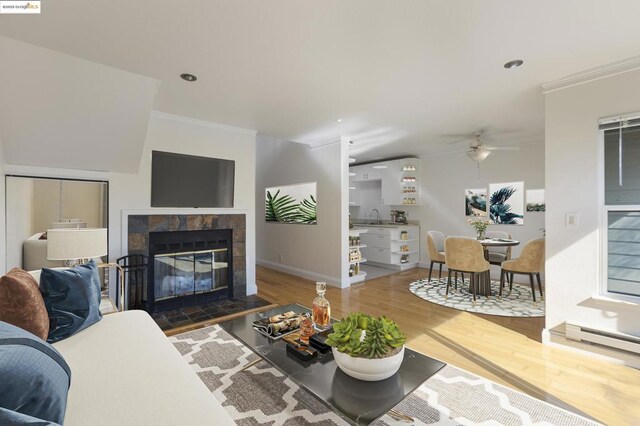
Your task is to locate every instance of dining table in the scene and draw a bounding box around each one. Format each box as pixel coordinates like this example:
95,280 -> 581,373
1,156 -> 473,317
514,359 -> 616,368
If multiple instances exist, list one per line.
479,238 -> 520,262
472,238 -> 520,296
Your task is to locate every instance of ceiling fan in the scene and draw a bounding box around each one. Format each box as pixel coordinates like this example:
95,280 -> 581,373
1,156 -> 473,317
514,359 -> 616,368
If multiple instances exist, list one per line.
443,130 -> 520,180
458,132 -> 520,163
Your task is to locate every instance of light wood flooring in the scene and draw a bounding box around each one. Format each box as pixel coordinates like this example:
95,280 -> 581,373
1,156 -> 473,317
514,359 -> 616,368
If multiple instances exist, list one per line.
257,265 -> 640,426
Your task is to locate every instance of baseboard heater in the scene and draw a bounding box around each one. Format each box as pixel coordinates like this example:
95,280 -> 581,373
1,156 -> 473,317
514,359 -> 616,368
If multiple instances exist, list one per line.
565,323 -> 640,355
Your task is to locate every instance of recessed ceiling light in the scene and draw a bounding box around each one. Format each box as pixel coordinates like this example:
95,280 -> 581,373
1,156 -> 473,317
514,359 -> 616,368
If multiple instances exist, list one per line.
337,119 -> 342,123
180,73 -> 197,82
503,59 -> 524,69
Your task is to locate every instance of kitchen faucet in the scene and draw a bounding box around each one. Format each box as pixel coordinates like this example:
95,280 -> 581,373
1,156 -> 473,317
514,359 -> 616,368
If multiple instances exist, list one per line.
370,209 -> 382,224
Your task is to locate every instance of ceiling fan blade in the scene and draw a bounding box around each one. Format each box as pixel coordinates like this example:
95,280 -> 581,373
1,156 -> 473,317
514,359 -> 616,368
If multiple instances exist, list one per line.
445,136 -> 475,145
441,132 -> 475,138
481,128 -> 522,137
485,146 -> 520,151
443,148 -> 472,155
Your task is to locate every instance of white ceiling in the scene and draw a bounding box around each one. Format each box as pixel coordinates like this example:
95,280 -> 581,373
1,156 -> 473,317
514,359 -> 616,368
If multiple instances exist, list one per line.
0,37 -> 158,172
2,0 -> 640,162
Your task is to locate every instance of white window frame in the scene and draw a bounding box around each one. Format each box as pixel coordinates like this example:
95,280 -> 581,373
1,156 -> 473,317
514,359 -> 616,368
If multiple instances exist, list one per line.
599,112 -> 640,302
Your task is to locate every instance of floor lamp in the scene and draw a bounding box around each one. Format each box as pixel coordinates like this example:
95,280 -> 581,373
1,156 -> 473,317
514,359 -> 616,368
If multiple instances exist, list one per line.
47,228 -> 125,311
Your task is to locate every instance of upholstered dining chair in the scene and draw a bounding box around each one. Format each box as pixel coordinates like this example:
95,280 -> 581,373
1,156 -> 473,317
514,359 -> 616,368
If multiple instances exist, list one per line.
485,230 -> 512,266
444,237 -> 490,303
499,238 -> 545,305
426,231 -> 446,282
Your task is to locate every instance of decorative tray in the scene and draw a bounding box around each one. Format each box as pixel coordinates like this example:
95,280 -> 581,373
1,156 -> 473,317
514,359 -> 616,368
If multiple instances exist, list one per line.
252,310 -> 308,340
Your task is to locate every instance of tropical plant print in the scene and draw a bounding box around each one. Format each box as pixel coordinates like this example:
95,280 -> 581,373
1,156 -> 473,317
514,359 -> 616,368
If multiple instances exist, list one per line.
297,195 -> 317,223
266,190 -> 317,224
489,186 -> 524,224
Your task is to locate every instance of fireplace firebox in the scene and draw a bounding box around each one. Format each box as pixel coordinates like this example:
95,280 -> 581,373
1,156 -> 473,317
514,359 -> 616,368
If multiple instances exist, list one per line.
148,229 -> 233,313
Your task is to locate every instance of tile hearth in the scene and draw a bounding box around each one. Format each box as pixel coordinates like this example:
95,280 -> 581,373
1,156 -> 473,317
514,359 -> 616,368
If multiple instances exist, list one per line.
151,295 -> 270,331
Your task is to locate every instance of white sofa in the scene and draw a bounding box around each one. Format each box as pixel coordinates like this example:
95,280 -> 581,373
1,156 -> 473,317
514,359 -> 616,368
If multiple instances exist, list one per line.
29,271 -> 234,425
22,233 -> 64,271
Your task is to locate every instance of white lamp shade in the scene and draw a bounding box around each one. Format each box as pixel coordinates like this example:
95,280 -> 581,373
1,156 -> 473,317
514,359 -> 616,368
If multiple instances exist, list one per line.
47,228 -> 108,260
467,149 -> 491,162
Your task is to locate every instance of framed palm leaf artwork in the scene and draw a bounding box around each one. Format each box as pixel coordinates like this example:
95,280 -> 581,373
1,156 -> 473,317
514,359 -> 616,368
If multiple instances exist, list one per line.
265,182 -> 317,225
488,182 -> 524,225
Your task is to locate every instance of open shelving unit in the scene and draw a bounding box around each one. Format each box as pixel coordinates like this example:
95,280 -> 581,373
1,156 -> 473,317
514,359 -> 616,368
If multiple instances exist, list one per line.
348,228 -> 367,284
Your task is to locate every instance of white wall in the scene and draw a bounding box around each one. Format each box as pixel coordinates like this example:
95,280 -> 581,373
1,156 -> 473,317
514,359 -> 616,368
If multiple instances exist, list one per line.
545,69 -> 640,344
5,177 -> 34,269
3,112 -> 258,295
256,135 -> 345,287
418,143 -> 546,277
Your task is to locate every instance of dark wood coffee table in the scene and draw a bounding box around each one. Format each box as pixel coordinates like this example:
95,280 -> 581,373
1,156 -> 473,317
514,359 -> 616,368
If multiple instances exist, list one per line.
219,303 -> 446,425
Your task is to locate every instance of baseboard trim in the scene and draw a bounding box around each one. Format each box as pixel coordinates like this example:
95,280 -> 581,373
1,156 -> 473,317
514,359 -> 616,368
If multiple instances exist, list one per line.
367,261 -> 418,271
544,327 -> 640,369
257,259 -> 342,287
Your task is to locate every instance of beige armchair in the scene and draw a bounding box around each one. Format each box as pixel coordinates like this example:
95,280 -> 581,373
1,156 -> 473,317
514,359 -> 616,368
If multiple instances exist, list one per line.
426,231 -> 446,282
500,238 -> 545,304
485,230 -> 512,266
444,237 -> 490,303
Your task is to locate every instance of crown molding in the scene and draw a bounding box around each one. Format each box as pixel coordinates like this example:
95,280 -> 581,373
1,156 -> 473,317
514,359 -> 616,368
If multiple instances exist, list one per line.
542,56 -> 640,94
308,139 -> 341,149
150,111 -> 257,136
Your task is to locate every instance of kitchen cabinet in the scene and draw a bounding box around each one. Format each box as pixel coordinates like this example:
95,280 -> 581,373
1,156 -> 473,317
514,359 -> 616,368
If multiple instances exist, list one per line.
355,225 -> 419,271
350,158 -> 420,206
381,160 -> 403,206
350,164 -> 382,182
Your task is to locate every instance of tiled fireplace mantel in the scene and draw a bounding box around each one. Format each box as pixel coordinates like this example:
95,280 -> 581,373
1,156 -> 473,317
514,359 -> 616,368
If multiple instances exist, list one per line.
121,208 -> 248,299
121,208 -> 248,253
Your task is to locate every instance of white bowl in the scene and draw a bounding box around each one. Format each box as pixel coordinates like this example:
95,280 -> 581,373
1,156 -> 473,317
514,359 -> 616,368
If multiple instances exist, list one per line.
332,346 -> 405,381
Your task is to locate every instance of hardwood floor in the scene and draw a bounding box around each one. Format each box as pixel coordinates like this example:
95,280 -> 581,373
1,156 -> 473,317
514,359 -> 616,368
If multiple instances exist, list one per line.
257,265 -> 640,426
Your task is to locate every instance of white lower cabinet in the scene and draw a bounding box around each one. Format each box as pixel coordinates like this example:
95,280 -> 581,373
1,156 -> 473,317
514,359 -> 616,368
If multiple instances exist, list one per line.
356,225 -> 419,271
368,247 -> 391,263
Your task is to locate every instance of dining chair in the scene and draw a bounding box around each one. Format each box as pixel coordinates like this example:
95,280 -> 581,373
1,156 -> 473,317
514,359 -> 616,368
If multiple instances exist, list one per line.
484,231 -> 512,266
426,231 -> 446,282
499,238 -> 545,305
444,237 -> 490,303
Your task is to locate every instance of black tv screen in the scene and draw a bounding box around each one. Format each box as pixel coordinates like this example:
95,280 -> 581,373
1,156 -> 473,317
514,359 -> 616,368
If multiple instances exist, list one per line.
151,151 -> 235,208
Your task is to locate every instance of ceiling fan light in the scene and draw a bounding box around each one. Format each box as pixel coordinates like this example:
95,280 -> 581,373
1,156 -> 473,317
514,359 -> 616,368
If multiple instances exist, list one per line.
467,149 -> 491,162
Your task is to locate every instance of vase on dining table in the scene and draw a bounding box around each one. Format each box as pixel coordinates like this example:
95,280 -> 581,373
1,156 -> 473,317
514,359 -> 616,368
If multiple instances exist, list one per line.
477,231 -> 485,240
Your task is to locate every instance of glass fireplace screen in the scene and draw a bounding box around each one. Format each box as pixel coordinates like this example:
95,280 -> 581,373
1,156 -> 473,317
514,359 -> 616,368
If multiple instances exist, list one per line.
153,248 -> 228,301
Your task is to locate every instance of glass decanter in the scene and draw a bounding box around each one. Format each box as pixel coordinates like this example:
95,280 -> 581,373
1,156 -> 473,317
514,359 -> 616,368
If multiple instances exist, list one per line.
312,281 -> 331,331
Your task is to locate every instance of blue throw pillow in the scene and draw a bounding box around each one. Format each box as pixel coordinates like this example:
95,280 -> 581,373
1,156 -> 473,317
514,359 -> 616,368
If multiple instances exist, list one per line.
40,260 -> 103,343
0,321 -> 71,425
0,407 -> 60,425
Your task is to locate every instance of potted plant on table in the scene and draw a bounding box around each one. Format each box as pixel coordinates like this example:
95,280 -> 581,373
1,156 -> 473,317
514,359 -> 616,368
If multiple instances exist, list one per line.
326,312 -> 406,381
468,218 -> 491,240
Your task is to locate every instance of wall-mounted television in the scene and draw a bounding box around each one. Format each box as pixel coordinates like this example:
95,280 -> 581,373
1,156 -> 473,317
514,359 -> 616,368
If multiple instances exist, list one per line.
151,150 -> 235,208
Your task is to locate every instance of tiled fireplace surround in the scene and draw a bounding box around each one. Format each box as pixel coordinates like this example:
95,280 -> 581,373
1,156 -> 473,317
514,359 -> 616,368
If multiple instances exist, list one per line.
127,214 -> 247,299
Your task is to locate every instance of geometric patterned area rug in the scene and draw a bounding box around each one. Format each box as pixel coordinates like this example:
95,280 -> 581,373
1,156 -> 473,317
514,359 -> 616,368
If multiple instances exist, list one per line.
409,278 -> 545,318
170,325 -> 598,425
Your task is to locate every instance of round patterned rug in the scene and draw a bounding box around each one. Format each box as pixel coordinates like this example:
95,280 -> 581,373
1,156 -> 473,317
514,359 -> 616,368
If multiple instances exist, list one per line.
409,278 -> 544,317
